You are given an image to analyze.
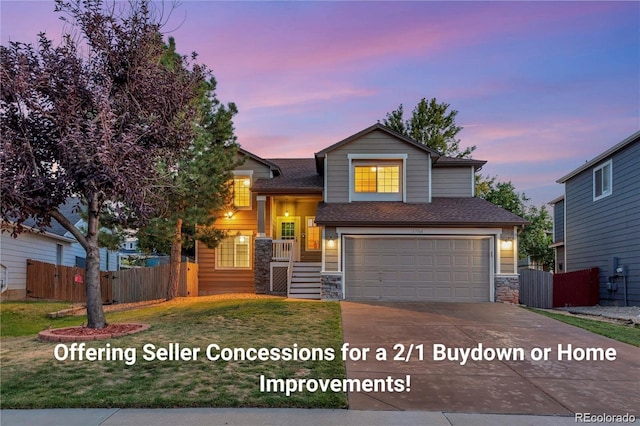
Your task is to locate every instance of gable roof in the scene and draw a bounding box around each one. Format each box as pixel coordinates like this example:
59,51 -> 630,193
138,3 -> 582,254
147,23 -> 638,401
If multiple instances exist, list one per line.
556,130 -> 640,183
316,123 -> 442,157
314,123 -> 441,174
251,158 -> 322,194
315,197 -> 528,227
238,147 -> 282,177
240,123 -> 489,193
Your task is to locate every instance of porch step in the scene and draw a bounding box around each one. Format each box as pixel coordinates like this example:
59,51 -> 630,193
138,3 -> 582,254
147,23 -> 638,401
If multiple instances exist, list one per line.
288,262 -> 321,300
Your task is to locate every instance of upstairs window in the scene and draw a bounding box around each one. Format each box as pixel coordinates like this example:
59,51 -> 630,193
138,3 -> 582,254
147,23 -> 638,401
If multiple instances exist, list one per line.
354,165 -> 400,193
348,154 -> 406,202
233,175 -> 252,208
593,160 -> 612,201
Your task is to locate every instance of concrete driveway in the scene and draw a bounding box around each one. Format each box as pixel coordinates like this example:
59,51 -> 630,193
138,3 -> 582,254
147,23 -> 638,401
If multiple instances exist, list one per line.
341,301 -> 640,416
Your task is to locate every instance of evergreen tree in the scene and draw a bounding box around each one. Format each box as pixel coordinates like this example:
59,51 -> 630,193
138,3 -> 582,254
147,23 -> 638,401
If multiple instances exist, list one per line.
383,97 -> 475,158
137,38 -> 240,299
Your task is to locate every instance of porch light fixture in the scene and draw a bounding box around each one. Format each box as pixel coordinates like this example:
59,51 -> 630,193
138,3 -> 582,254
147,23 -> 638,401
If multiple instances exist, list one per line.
284,210 -> 289,217
327,237 -> 335,248
500,237 -> 513,250
224,208 -> 237,219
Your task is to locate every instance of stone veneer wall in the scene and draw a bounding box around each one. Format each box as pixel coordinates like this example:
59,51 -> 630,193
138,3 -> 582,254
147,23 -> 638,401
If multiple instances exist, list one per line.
495,275 -> 520,304
254,238 -> 272,294
321,273 -> 343,301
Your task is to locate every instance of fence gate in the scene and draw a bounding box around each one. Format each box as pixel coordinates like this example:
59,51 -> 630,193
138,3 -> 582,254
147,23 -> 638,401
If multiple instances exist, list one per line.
553,267 -> 599,307
26,259 -> 113,303
519,269 -> 553,308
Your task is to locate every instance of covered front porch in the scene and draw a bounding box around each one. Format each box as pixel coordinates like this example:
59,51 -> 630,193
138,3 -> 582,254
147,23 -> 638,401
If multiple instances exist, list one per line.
254,194 -> 323,299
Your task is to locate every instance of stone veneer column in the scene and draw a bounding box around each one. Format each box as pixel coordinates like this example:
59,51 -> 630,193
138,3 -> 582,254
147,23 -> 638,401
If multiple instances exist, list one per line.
254,237 -> 272,294
321,273 -> 343,301
495,275 -> 520,304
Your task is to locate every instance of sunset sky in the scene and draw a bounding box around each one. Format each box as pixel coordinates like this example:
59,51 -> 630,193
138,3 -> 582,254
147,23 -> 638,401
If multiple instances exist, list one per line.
2,1 -> 638,207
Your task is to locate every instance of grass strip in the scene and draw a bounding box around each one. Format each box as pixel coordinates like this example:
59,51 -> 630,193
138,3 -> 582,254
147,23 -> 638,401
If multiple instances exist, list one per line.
527,308 -> 640,347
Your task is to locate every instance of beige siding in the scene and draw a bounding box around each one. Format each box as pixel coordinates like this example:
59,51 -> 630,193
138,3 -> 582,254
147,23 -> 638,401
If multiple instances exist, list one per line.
325,130 -> 430,203
431,167 -> 473,197
323,227 -> 339,271
499,227 -> 516,274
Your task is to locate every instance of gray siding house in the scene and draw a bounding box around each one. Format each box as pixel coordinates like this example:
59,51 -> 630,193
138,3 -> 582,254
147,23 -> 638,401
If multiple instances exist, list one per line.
550,130 -> 640,306
198,124 -> 528,302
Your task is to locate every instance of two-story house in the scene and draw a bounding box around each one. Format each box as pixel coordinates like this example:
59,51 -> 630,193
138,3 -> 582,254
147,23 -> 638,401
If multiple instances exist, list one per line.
196,124 -> 528,303
550,130 -> 640,307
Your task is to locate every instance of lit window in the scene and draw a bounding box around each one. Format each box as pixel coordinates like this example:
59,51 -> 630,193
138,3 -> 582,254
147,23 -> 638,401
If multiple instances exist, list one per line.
216,233 -> 251,269
593,160 -> 612,201
306,217 -> 320,251
233,176 -> 251,208
354,165 -> 399,193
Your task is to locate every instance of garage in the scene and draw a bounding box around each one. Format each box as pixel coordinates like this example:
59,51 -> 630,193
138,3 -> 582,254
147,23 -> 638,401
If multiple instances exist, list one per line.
344,236 -> 491,302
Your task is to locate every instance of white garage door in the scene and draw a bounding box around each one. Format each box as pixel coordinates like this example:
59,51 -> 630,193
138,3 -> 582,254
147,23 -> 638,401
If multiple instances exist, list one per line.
345,237 -> 491,302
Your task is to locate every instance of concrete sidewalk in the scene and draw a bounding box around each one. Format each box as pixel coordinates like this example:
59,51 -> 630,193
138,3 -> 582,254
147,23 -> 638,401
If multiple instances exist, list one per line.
0,408 -> 590,426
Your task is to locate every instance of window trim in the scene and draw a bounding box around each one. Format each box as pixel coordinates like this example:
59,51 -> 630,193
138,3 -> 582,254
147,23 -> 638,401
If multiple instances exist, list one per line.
232,170 -> 253,210
592,159 -> 613,201
348,154 -> 407,202
215,231 -> 253,270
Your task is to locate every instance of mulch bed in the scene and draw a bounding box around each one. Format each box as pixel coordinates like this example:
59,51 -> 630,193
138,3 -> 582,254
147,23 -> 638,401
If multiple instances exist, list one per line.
38,323 -> 150,342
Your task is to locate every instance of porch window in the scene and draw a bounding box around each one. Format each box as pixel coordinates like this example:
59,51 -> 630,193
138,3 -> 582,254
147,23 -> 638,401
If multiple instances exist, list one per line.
593,160 -> 612,201
306,217 -> 320,251
216,232 -> 251,269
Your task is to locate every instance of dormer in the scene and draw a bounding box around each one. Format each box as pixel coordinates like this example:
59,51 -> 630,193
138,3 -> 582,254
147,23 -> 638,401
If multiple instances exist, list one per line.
315,124 -> 440,203
314,123 -> 484,203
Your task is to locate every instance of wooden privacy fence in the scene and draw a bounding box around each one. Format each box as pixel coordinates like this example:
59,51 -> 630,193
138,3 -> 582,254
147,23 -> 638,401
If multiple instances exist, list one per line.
519,267 -> 600,308
553,267 -> 599,307
26,259 -> 198,304
519,269 -> 553,308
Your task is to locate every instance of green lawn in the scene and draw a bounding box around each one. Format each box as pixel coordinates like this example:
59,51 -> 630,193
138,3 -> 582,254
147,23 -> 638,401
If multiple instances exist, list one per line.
529,308 -> 640,347
0,297 -> 348,409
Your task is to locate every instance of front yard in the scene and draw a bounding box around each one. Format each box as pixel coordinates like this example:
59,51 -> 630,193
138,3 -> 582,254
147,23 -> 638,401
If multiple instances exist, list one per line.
0,296 -> 347,409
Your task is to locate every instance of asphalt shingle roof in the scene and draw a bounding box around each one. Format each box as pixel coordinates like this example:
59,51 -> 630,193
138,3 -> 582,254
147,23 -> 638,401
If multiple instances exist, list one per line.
315,197 -> 529,227
251,158 -> 323,193
19,198 -> 83,237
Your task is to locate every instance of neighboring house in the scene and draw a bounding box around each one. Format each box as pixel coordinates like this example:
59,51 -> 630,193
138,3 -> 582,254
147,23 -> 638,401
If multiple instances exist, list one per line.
0,198 -> 119,300
550,130 -> 640,307
197,124 -> 528,302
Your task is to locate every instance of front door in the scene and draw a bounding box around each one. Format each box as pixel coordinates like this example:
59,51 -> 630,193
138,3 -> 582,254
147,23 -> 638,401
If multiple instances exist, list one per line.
276,216 -> 300,260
